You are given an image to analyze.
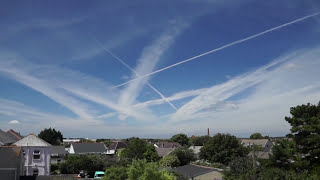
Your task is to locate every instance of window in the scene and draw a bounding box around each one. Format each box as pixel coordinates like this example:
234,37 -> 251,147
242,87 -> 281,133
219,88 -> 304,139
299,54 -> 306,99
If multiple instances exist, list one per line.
22,150 -> 25,156
32,168 -> 38,176
33,150 -> 40,160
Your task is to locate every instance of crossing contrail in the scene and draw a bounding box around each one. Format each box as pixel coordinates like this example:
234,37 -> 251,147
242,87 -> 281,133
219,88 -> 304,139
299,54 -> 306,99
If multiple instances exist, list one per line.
114,11 -> 320,88
93,37 -> 178,111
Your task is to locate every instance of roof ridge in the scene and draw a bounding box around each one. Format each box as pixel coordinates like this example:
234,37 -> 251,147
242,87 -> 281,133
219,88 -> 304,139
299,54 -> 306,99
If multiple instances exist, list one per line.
7,129 -> 22,140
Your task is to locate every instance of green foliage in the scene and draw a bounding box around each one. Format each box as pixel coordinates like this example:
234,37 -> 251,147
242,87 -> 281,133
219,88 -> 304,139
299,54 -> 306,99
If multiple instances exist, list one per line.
199,133 -> 249,164
171,147 -> 195,166
143,144 -> 160,162
250,133 -> 264,139
38,128 -> 63,145
51,163 -> 59,172
159,155 -> 180,167
285,102 -> 320,168
190,135 -> 210,146
259,167 -> 318,180
79,138 -> 94,143
59,155 -> 104,174
267,139 -> 297,170
119,138 -> 148,161
223,156 -> 258,180
170,133 -> 190,147
103,166 -> 128,180
127,159 -> 176,180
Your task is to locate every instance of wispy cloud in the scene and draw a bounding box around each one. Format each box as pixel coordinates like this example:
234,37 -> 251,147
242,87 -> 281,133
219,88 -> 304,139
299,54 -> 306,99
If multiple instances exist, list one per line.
164,47 -> 320,136
117,23 -> 187,117
93,37 -> 178,111
115,11 -> 320,88
0,54 -> 154,121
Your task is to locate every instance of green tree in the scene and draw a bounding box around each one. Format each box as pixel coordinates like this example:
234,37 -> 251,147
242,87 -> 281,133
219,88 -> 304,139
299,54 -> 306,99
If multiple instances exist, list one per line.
119,138 -> 148,161
250,133 -> 264,139
103,166 -> 128,180
127,159 -> 176,180
199,133 -> 249,165
143,144 -> 160,162
190,135 -> 210,146
172,147 -> 195,166
267,139 -> 297,170
285,102 -> 320,168
170,133 -> 189,147
38,128 -> 63,145
223,156 -> 257,180
159,155 -> 180,167
59,155 -> 104,174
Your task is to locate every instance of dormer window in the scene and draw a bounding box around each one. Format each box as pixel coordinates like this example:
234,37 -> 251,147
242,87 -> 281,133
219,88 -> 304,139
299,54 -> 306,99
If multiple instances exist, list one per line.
33,150 -> 40,160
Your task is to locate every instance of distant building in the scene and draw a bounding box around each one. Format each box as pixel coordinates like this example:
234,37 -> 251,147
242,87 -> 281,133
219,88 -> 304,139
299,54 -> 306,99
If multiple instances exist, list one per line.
68,143 -> 106,154
154,142 -> 181,148
0,146 -> 24,180
155,148 -> 175,158
241,139 -> 274,160
50,146 -> 67,164
14,134 -> 51,176
241,139 -> 273,152
107,141 -> 127,155
62,138 -> 80,144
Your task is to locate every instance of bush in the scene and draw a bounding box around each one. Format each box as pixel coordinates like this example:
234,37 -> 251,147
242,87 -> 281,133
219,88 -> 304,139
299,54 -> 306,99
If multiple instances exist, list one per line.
103,166 -> 128,180
172,147 -> 195,166
159,155 -> 180,168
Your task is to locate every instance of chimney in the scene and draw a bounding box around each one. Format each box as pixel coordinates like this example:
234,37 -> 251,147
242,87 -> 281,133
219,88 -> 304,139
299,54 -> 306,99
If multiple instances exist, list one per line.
207,128 -> 210,136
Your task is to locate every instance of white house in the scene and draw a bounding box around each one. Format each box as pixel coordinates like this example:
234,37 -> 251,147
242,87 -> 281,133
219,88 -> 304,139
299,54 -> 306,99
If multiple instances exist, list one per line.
14,134 -> 51,176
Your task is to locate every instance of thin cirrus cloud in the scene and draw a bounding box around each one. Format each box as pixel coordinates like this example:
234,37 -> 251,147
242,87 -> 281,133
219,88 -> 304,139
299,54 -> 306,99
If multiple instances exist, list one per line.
114,11 -> 320,88
117,23 -> 187,117
0,56 -> 155,121
168,47 -> 320,128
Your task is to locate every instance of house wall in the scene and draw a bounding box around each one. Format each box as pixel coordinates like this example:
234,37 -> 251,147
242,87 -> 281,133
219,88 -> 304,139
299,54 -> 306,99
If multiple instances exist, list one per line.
23,146 -> 51,176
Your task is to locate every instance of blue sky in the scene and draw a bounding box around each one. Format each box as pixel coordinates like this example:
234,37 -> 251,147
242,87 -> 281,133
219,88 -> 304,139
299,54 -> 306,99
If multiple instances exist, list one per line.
1,0 -> 320,138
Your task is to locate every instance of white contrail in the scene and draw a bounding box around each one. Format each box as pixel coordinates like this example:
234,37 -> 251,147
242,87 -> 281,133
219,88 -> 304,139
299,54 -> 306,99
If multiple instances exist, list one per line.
114,11 -> 320,88
93,37 -> 178,111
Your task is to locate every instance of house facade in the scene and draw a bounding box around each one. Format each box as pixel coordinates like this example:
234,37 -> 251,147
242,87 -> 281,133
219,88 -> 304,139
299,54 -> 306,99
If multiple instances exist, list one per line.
14,134 -> 51,176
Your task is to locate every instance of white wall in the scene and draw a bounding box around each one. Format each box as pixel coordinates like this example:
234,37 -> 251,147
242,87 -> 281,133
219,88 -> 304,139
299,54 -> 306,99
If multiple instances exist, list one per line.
23,147 -> 51,176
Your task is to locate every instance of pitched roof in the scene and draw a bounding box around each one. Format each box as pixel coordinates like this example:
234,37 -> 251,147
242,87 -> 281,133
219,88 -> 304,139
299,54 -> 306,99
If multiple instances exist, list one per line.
14,134 -> 52,147
241,139 -> 269,147
50,146 -> 67,155
156,148 -> 174,157
0,146 -> 23,168
155,142 -> 181,148
172,164 -> 215,178
108,141 -> 127,150
6,129 -> 23,140
71,143 -> 106,154
0,129 -> 17,145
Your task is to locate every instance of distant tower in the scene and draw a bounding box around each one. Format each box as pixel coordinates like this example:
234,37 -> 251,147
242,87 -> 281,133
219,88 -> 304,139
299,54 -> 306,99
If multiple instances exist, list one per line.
207,128 -> 210,136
